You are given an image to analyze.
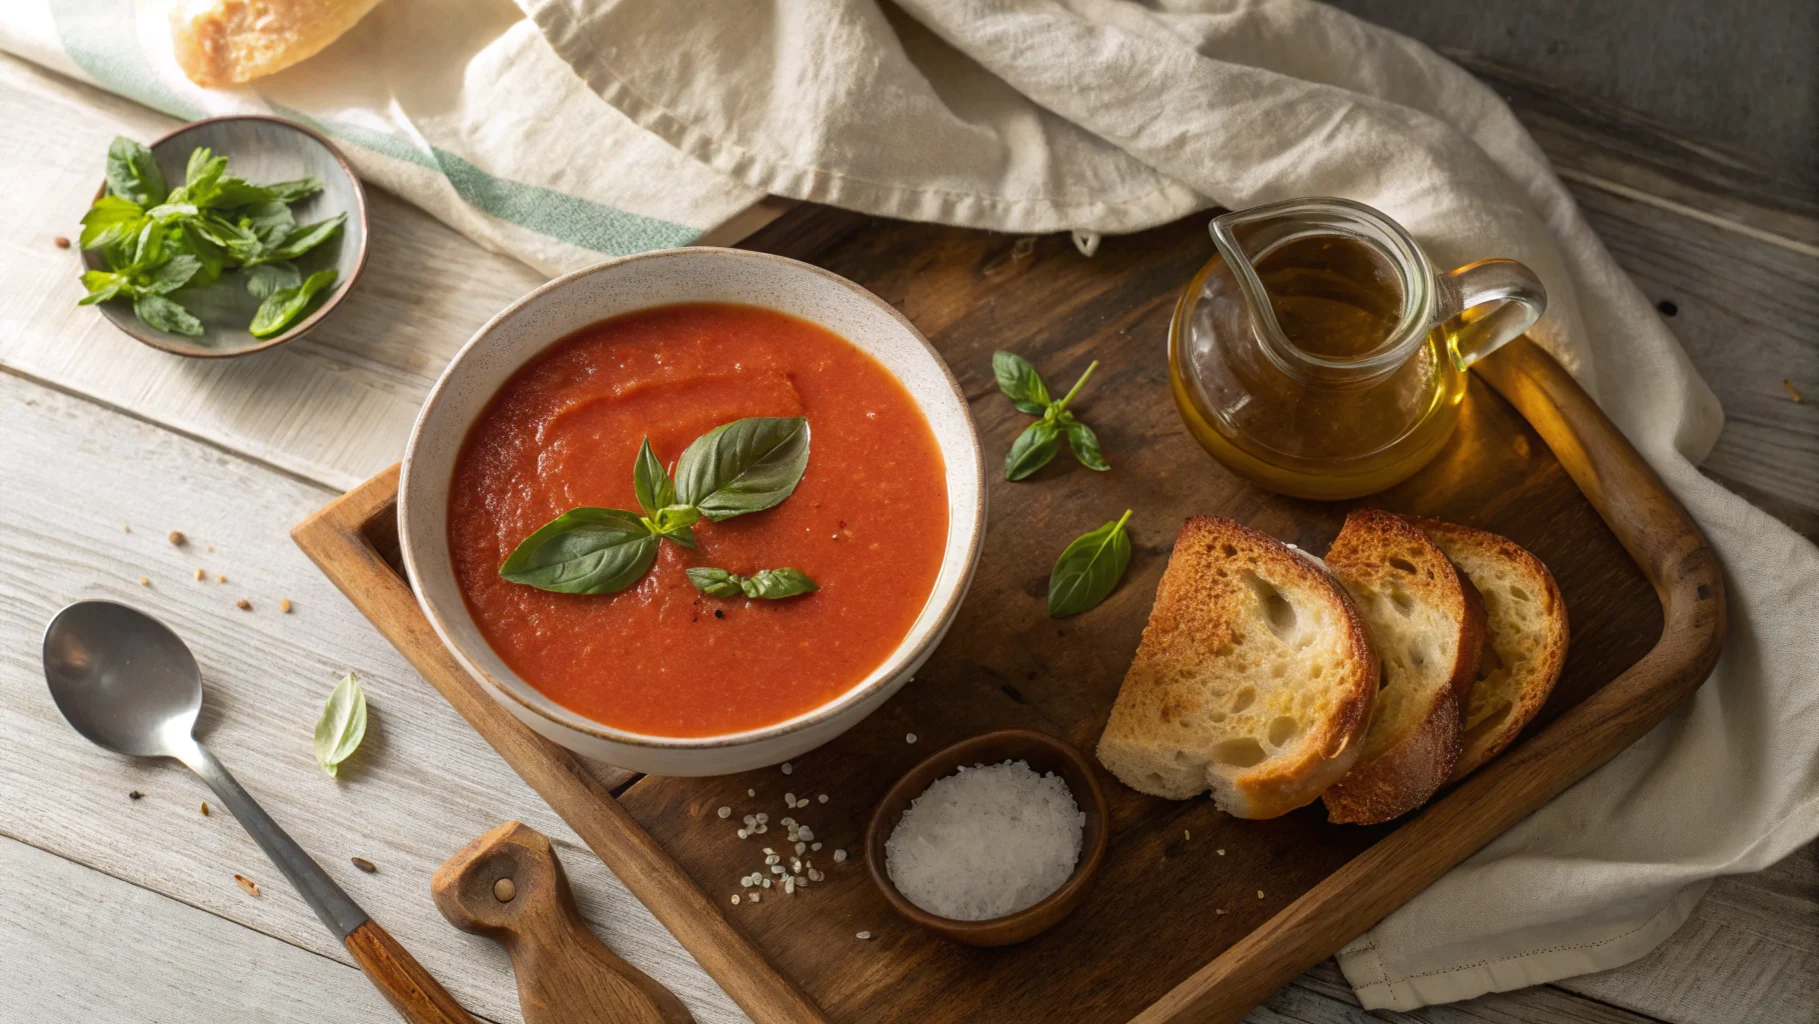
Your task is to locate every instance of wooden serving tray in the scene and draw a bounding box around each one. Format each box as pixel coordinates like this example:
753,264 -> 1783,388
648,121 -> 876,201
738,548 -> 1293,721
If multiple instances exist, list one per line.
294,206 -> 1725,1024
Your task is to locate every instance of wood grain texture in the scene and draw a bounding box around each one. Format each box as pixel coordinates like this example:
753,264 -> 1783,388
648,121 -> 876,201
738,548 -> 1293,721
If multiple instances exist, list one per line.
344,920 -> 483,1024
434,822 -> 694,1024
292,469 -> 826,1024
0,371 -> 746,1024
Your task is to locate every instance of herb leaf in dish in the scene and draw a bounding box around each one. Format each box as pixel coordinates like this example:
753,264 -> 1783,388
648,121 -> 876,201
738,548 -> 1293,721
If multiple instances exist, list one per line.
687,567 -> 820,600
674,416 -> 811,521
1005,419 -> 1061,481
633,436 -> 677,517
499,507 -> 659,595
993,350 -> 1052,415
1048,510 -> 1133,618
249,269 -> 338,338
134,294 -> 205,336
313,672 -> 368,777
106,138 -> 167,207
992,351 -> 1109,479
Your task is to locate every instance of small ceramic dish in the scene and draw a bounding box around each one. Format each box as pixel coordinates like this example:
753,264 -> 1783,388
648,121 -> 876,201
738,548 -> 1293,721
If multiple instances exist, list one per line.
865,729 -> 1110,946
78,115 -> 367,358
398,247 -> 987,776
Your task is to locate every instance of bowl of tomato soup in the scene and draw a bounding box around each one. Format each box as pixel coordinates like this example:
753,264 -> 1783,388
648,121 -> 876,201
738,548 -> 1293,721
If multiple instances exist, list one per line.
398,248 -> 985,775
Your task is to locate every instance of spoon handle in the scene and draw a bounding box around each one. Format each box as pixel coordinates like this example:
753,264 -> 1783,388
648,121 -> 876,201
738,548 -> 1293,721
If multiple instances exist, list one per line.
180,741 -> 369,937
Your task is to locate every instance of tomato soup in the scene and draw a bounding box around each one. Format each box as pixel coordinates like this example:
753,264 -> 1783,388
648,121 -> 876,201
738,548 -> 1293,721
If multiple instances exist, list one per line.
448,303 -> 949,738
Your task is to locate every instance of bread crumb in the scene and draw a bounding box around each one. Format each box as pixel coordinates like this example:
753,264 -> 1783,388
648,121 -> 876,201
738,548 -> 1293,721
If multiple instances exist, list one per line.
1785,379 -> 1804,403
138,576 -> 150,587
279,598 -> 293,613
1256,890 -> 1265,899
217,573 -> 227,583
195,568 -> 205,581
168,531 -> 186,546
1183,829 -> 1190,840
234,874 -> 260,897
123,523 -> 131,533
1215,908 -> 1226,915
1216,848 -> 1225,856
235,598 -> 251,611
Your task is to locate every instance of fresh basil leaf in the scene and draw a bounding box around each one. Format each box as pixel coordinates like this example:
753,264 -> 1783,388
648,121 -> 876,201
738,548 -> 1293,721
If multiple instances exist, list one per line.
249,269 -> 337,338
633,437 -> 676,517
312,672 -> 367,778
145,201 -> 199,224
500,508 -> 659,594
265,177 -> 323,203
1048,510 -> 1133,618
687,567 -> 820,600
79,195 -> 146,250
133,294 -> 204,336
740,568 -> 819,599
685,567 -> 746,599
205,178 -> 277,209
244,261 -> 301,299
992,350 -> 1051,415
199,213 -> 266,264
1005,419 -> 1060,480
171,220 -> 227,287
240,199 -> 295,246
1062,417 -> 1110,471
141,254 -> 202,296
675,416 -> 811,522
131,219 -> 166,268
260,213 -> 345,262
646,503 -> 700,548
183,147 -> 228,197
77,270 -> 127,305
105,137 -> 167,206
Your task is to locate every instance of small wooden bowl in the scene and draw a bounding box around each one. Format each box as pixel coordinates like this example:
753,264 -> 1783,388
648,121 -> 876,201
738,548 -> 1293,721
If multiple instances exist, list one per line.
864,729 -> 1110,947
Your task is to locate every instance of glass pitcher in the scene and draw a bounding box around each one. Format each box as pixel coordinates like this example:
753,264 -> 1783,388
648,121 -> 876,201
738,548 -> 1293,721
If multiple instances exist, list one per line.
1168,197 -> 1546,500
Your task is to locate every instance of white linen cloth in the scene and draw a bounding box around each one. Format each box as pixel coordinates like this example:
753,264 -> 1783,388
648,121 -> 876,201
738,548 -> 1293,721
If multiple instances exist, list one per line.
8,0 -> 1817,1011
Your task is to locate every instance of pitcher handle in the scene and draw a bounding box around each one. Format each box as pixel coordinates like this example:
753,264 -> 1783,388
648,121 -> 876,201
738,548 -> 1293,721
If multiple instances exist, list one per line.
1436,258 -> 1547,369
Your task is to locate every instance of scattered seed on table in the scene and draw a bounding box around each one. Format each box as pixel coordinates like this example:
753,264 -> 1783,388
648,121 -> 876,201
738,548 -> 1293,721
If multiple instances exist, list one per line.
194,568 -> 205,581
747,788 -> 755,797
200,801 -> 210,816
235,598 -> 251,611
279,598 -> 293,613
717,806 -> 732,818
128,791 -> 144,801
730,894 -> 740,905
1216,848 -> 1225,856
234,874 -> 260,897
351,857 -> 377,874
53,236 -> 70,248
217,573 -> 227,583
168,531 -> 186,546
1184,829 -> 1190,840
138,576 -> 150,587
1256,890 -> 1265,899
123,524 -> 131,533
1786,379 -> 1805,403
1215,908 -> 1226,916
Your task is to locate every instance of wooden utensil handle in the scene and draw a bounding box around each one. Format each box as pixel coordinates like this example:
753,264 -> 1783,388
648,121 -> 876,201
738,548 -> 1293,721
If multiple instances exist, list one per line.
344,920 -> 479,1024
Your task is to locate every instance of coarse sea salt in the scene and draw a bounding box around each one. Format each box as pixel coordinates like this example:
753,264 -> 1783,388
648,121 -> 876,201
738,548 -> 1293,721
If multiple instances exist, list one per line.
884,759 -> 1084,921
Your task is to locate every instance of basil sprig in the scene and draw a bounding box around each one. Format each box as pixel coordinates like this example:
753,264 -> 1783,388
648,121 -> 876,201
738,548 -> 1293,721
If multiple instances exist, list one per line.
76,137 -> 340,339
500,417 -> 811,596
1048,510 -> 1133,618
993,351 -> 1110,480
687,567 -> 820,600
313,673 -> 368,778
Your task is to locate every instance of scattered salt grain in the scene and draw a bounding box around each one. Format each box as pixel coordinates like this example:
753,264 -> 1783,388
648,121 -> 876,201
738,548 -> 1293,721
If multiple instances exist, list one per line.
781,762 -> 793,775
817,794 -> 828,804
856,931 -> 872,940
731,894 -> 740,905
833,849 -> 847,863
1216,848 -> 1225,856
717,806 -> 731,819
1256,890 -> 1265,899
884,759 -> 1084,921
748,788 -> 756,797
905,733 -> 917,744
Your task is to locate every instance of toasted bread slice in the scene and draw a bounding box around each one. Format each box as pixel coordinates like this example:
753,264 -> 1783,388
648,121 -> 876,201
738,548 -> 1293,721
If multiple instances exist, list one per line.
1407,518 -> 1569,781
1321,509 -> 1484,824
1096,516 -> 1377,818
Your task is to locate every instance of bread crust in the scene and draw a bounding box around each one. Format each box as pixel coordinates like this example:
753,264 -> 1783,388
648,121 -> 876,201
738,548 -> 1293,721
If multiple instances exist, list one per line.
1096,516 -> 1377,818
171,0 -> 385,88
1321,509 -> 1483,825
1405,518 -> 1569,781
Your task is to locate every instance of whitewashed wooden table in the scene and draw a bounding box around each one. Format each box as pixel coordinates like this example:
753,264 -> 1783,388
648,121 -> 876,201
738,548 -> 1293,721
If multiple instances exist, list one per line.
2,50 -> 1813,1024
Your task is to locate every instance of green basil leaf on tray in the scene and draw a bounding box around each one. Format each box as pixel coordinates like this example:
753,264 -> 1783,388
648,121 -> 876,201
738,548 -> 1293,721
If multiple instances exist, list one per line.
265,177 -> 324,204
131,219 -> 167,269
687,566 -> 820,600
1005,419 -> 1060,481
259,213 -> 345,263
145,201 -> 200,224
1048,510 -> 1133,618
79,195 -> 146,250
133,294 -> 204,337
249,269 -> 338,338
244,261 -> 301,299
1061,417 -> 1110,472
105,137 -> 167,207
499,507 -> 659,594
207,178 -> 278,210
77,270 -> 128,306
141,254 -> 202,296
633,436 -> 676,517
172,220 -> 227,287
313,672 -> 368,778
993,349 -> 1051,415
240,199 -> 296,247
674,416 -> 811,522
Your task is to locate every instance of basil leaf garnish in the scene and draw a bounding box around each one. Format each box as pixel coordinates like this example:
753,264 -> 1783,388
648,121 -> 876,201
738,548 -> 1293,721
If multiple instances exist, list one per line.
1005,420 -> 1060,480
259,213 -> 345,263
133,295 -> 204,336
993,350 -> 1051,415
105,137 -> 167,207
647,503 -> 700,548
250,269 -> 338,338
1048,510 -> 1133,618
633,437 -> 676,517
1061,418 -> 1109,472
687,566 -> 820,600
141,254 -> 202,296
265,178 -> 324,204
244,261 -> 301,299
313,673 -> 367,778
79,195 -> 146,250
675,416 -> 811,521
499,508 -> 659,594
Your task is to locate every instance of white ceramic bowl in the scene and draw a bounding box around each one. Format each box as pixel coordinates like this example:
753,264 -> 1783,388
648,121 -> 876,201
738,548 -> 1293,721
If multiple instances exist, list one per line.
398,248 -> 985,776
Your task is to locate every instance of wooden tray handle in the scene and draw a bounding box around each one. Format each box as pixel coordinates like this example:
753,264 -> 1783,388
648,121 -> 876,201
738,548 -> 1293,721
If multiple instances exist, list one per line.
343,920 -> 479,1024
1134,338 -> 1727,1023
433,822 -> 693,1024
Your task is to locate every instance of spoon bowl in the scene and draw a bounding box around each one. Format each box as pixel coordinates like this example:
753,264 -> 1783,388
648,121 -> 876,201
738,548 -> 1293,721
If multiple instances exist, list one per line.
43,600 -> 203,758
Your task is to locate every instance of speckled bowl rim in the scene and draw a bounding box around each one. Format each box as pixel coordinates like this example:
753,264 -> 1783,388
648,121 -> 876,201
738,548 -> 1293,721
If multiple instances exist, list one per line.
399,246 -> 987,751
78,114 -> 370,359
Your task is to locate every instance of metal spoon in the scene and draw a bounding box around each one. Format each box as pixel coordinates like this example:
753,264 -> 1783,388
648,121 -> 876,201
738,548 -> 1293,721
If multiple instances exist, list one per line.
42,600 -> 475,1024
